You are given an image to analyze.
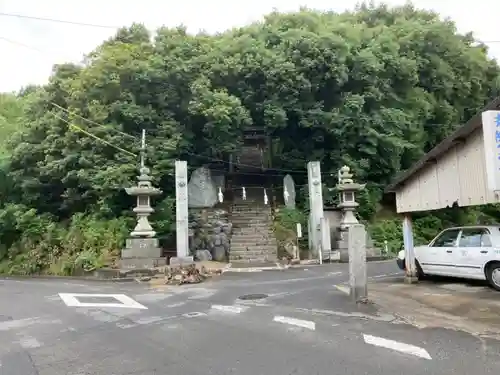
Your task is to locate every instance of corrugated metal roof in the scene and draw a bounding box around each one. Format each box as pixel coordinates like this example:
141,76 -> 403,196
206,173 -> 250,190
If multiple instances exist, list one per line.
385,97 -> 500,193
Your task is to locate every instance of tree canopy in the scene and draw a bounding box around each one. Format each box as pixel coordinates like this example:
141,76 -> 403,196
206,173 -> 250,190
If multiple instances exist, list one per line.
1,3 -> 499,274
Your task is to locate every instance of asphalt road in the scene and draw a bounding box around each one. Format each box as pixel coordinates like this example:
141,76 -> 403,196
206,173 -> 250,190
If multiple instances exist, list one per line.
2,261 -> 500,374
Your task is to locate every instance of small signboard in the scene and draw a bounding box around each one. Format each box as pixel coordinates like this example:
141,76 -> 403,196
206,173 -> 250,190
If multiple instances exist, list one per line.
482,110 -> 500,191
296,223 -> 302,238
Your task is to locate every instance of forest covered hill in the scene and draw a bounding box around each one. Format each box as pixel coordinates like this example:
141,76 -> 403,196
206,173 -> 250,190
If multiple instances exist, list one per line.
1,3 -> 500,274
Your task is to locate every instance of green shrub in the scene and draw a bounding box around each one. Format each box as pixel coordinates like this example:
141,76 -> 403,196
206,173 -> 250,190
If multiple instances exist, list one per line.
0,206 -> 129,275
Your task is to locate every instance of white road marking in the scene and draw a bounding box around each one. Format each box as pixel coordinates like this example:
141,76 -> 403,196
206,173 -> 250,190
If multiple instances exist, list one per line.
328,272 -> 343,276
58,293 -> 147,309
334,284 -> 350,295
211,305 -> 248,314
273,316 -> 316,330
363,334 -> 432,360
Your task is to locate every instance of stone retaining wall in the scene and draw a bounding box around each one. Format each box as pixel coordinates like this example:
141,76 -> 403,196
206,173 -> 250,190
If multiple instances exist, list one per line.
188,208 -> 233,262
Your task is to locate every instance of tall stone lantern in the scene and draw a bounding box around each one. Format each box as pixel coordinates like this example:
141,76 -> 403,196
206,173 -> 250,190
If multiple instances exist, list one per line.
126,166 -> 161,237
336,166 -> 365,262
337,165 -> 365,229
119,130 -> 167,269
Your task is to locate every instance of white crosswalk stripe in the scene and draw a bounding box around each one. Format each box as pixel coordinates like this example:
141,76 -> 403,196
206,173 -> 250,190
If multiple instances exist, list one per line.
273,315 -> 316,330
363,334 -> 432,360
210,304 -> 249,313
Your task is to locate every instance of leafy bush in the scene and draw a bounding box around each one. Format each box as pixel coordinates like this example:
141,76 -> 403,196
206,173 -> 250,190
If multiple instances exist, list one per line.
273,207 -> 308,258
0,206 -> 129,275
368,218 -> 403,254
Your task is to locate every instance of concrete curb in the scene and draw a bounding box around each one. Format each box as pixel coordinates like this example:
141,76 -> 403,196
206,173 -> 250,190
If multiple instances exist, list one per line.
0,274 -> 138,283
287,257 -> 395,268
222,263 -> 290,273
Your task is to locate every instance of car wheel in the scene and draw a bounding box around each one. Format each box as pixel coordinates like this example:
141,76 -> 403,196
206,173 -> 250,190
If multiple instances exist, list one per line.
486,263 -> 500,291
416,260 -> 426,280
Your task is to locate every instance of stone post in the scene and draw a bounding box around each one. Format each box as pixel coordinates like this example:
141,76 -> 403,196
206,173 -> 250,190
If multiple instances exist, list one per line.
172,160 -> 193,265
348,223 -> 367,302
320,216 -> 331,260
307,161 -> 324,260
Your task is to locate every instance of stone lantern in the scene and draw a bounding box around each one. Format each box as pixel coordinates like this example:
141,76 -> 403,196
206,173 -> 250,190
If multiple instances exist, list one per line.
119,131 -> 166,269
126,166 -> 161,237
337,165 -> 365,230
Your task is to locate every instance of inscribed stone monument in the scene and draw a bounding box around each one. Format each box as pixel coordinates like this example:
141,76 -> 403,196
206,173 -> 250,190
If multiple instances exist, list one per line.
175,160 -> 190,260
283,174 -> 296,209
307,161 -> 324,259
188,167 -> 218,208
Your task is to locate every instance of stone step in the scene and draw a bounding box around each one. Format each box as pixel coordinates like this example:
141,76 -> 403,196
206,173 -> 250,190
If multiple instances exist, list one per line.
233,231 -> 273,234
231,242 -> 277,246
230,253 -> 277,259
232,209 -> 270,212
231,206 -> 270,209
231,218 -> 271,222
231,243 -> 277,248
232,233 -> 274,237
230,256 -> 277,260
231,213 -> 270,217
231,226 -> 273,231
231,215 -> 271,219
231,243 -> 277,249
231,215 -> 272,223
232,238 -> 276,242
230,248 -> 277,253
232,222 -> 270,231
231,245 -> 277,250
229,255 -> 278,262
231,238 -> 276,243
232,235 -> 276,239
232,226 -> 273,230
229,252 -> 277,258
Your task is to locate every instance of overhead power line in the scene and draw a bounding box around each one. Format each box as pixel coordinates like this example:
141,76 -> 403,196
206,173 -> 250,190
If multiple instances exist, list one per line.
0,11 -> 119,29
0,35 -> 47,54
2,10 -> 500,44
52,113 -> 137,157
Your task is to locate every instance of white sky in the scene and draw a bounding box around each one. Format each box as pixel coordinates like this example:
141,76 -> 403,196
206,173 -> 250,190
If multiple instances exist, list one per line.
0,0 -> 499,93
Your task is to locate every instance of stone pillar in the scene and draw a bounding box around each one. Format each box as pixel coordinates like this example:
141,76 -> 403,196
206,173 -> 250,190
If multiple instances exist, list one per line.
307,161 -> 324,259
174,160 -> 192,264
348,223 -> 367,302
320,216 -> 331,260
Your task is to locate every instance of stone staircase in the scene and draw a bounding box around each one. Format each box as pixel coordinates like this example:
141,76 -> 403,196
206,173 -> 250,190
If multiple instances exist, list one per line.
229,195 -> 278,263
237,145 -> 263,170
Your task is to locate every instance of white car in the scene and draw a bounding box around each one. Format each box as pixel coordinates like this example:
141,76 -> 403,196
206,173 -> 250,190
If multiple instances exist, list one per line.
396,225 -> 500,291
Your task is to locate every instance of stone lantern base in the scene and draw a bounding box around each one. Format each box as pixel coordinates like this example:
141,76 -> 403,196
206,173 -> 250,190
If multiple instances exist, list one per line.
119,237 -> 166,269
